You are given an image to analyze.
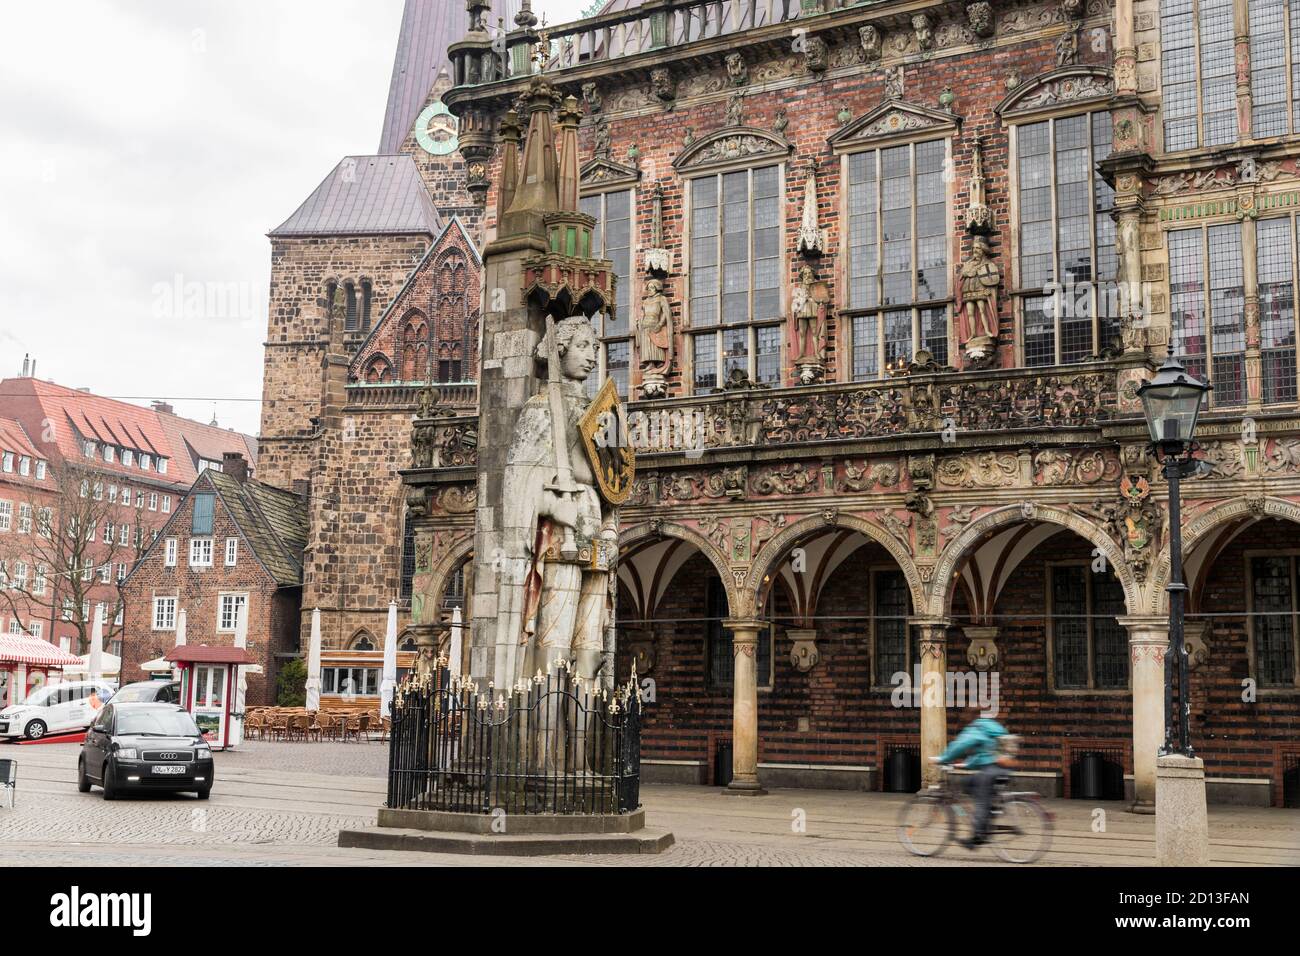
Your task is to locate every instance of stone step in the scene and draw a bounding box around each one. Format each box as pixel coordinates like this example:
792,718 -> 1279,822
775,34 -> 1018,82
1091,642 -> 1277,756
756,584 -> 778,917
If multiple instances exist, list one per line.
338,826 -> 675,856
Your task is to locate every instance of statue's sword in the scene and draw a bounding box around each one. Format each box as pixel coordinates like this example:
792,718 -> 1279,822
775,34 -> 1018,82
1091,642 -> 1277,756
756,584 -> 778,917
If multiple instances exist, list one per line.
543,314 -> 581,561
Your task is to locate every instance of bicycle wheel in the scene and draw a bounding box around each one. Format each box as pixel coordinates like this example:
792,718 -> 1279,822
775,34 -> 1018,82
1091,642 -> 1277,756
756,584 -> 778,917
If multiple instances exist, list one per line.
897,793 -> 955,857
991,797 -> 1053,864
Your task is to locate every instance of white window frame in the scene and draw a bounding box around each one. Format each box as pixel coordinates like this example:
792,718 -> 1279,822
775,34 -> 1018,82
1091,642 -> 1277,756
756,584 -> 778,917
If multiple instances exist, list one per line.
164,537 -> 178,567
148,492 -> 158,511
162,495 -> 171,514
189,537 -> 213,567
17,504 -> 31,534
225,537 -> 238,566
578,187 -> 636,399
217,592 -> 248,633
0,500 -> 11,532
153,596 -> 177,631
35,460 -> 45,480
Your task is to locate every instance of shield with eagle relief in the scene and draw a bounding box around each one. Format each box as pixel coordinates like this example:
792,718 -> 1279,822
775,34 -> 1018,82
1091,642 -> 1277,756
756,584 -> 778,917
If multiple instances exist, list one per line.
579,377 -> 636,506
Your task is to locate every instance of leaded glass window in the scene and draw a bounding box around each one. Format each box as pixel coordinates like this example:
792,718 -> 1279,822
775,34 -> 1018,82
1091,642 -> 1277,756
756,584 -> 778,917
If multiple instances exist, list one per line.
1258,217 -> 1297,404
872,569 -> 914,687
1169,223 -> 1246,407
1160,0 -> 1240,150
688,166 -> 782,390
1251,555 -> 1298,687
1016,112 -> 1117,367
845,140 -> 950,378
1050,565 -> 1130,691
579,189 -> 633,399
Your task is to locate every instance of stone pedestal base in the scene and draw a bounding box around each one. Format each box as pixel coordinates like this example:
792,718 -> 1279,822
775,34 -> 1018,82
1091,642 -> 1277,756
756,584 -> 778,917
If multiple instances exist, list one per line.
721,780 -> 768,796
795,361 -> 824,385
1128,799 -> 1156,815
339,807 -> 674,856
1155,754 -> 1209,866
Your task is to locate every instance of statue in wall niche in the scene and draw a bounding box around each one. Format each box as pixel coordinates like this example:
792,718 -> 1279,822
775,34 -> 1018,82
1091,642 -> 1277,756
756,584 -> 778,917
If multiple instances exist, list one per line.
725,91 -> 745,128
502,317 -> 630,684
637,279 -> 674,398
791,265 -> 831,381
956,236 -> 1001,365
1056,29 -> 1079,67
592,117 -> 611,159
885,66 -> 904,100
859,24 -> 882,63
581,81 -> 602,114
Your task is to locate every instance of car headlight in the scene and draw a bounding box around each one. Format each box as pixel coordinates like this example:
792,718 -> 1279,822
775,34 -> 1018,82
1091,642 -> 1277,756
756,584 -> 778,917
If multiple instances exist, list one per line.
116,747 -> 138,760
195,745 -> 211,758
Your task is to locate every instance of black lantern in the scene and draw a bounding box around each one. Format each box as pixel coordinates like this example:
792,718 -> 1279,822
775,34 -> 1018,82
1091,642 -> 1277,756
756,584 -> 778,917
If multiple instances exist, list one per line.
1136,357 -> 1212,452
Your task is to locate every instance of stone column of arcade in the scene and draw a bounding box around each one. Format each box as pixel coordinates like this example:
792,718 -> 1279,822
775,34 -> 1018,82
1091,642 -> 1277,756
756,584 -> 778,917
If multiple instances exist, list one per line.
1119,616 -> 1169,813
723,619 -> 768,796
913,620 -> 950,787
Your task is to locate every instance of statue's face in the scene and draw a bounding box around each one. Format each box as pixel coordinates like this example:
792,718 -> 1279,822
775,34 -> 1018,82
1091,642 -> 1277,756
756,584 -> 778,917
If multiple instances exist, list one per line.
561,327 -> 599,381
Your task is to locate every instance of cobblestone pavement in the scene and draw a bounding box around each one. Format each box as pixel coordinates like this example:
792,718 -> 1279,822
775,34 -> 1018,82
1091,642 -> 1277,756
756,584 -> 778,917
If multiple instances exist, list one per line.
2,742 -> 1296,866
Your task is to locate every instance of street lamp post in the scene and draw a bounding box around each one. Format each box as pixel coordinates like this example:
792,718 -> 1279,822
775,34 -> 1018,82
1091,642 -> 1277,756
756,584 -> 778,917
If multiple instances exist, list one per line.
1136,356 -> 1212,758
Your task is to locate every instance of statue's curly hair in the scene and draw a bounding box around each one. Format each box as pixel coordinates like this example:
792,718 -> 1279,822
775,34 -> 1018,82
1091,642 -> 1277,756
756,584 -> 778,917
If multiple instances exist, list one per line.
553,317 -> 597,355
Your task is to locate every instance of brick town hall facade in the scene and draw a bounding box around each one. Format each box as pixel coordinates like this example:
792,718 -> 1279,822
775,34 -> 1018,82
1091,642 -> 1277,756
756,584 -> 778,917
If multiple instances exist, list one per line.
260,0 -> 1300,807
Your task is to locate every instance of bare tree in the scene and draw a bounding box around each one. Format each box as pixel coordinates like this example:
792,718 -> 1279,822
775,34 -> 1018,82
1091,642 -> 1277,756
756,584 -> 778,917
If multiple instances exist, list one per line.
0,462 -> 148,655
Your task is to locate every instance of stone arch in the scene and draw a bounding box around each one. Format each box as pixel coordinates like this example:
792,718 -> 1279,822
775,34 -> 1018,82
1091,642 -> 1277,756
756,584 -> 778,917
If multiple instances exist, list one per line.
619,520 -> 739,618
926,503 -> 1141,620
424,533 -> 475,626
362,353 -> 392,383
746,512 -> 927,618
347,628 -> 377,651
1146,495 -> 1300,614
994,65 -> 1114,120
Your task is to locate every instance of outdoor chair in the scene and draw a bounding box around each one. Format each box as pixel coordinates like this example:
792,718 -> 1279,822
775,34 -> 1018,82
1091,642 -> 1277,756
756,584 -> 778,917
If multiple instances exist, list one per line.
379,716 -> 391,743
288,714 -> 310,741
0,759 -> 15,809
342,715 -> 363,743
244,713 -> 264,740
356,713 -> 371,741
268,712 -> 290,741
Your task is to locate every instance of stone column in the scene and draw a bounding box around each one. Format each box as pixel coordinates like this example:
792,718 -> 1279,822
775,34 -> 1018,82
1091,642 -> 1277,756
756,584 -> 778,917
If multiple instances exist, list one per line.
723,618 -> 767,796
1119,616 -> 1169,813
912,620 -> 950,787
1234,0 -> 1252,143
1241,212 -> 1262,410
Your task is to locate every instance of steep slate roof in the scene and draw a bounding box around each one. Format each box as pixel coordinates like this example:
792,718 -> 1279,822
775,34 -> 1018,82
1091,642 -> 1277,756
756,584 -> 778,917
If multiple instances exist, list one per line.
378,0 -> 522,154
268,155 -> 441,238
204,470 -> 308,588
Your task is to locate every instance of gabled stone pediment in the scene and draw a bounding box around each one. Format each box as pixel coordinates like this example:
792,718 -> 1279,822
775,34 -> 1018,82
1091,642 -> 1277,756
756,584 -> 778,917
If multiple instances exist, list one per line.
995,66 -> 1113,120
579,156 -> 641,190
828,100 -> 960,152
672,126 -> 792,174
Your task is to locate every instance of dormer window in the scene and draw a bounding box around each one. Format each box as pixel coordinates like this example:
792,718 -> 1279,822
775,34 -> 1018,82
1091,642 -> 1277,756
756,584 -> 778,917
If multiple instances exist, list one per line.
103,445 -> 115,464
83,439 -> 95,458
122,449 -> 134,468
158,458 -> 168,475
18,457 -> 30,476
141,454 -> 151,471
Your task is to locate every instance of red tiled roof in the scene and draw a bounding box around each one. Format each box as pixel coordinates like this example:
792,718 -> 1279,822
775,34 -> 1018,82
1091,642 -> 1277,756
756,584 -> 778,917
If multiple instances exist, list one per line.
0,417 -> 43,461
164,645 -> 257,665
0,377 -> 255,492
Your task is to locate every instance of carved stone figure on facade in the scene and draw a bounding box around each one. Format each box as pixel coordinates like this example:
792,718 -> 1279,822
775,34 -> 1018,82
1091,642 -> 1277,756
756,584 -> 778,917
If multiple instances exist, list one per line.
651,67 -> 676,107
912,14 -> 934,52
502,317 -> 626,685
1055,29 -> 1079,66
1116,214 -> 1146,352
967,2 -> 995,38
592,116 -> 611,159
791,265 -> 830,383
644,181 -> 671,276
581,81 -> 602,114
636,279 -> 674,398
964,140 -> 993,235
726,52 -> 748,86
859,24 -> 882,63
885,66 -> 904,99
804,35 -> 829,75
1060,0 -> 1085,19
724,91 -> 745,128
796,159 -> 827,257
956,236 -> 1001,367
773,108 -> 789,134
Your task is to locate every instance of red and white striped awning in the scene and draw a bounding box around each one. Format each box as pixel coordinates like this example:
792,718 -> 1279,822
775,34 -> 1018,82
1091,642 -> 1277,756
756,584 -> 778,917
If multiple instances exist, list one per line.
0,634 -> 83,667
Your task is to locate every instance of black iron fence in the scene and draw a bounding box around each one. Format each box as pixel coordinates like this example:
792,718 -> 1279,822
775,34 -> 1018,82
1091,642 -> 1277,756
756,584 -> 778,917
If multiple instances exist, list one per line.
387,660 -> 642,815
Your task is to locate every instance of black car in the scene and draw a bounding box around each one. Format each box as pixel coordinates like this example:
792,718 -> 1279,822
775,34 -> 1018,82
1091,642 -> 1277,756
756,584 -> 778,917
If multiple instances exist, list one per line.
77,702 -> 214,800
110,680 -> 181,704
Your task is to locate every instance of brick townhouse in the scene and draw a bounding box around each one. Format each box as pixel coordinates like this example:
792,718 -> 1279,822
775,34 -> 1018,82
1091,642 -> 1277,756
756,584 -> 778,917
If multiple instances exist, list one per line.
119,453 -> 307,705
0,365 -> 256,666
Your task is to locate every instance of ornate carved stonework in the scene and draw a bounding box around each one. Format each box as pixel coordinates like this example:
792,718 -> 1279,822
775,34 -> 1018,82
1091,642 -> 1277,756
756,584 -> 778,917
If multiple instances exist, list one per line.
940,504 -> 980,541
859,24 -> 882,64
650,67 -> 676,108
937,453 -> 1020,488
672,127 -> 791,172
803,35 -> 830,75
999,69 -> 1113,115
840,459 -> 902,491
726,52 -> 748,87
912,14 -> 935,52
1076,475 -> 1161,582
1033,449 -> 1122,485
967,2 -> 996,39
828,100 -> 959,152
581,81 -> 602,114
435,485 -> 477,514
751,464 -> 820,496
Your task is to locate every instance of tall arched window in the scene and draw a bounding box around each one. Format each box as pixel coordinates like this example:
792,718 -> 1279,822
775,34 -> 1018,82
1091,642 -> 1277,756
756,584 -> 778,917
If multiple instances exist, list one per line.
435,251 -> 472,383
400,311 -> 429,382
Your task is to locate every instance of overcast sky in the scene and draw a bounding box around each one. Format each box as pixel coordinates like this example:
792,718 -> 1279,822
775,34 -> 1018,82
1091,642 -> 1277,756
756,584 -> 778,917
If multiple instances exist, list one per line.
0,0 -> 591,437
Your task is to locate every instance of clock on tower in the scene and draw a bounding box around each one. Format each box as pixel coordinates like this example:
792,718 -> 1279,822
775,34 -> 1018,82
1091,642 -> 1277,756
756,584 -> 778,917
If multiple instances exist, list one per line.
414,101 -> 459,156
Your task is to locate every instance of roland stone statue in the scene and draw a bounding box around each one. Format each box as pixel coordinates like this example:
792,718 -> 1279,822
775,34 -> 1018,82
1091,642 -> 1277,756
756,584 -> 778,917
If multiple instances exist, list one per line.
500,316 -> 631,687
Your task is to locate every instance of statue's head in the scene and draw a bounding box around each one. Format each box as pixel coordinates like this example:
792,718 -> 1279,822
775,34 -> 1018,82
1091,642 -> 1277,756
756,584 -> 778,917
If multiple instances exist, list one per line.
555,318 -> 599,381
645,278 -> 663,295
799,264 -> 815,283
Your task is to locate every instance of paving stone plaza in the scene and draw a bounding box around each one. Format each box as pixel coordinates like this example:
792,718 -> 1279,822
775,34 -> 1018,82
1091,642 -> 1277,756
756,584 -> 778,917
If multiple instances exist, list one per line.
2,742 -> 1294,867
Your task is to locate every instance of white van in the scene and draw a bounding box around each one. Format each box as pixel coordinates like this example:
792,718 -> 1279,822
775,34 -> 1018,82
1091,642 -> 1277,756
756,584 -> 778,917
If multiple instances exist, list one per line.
0,680 -> 116,740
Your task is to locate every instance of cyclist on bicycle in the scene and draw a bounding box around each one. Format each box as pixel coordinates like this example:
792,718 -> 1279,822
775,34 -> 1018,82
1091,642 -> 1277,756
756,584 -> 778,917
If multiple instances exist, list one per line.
935,712 -> 1012,849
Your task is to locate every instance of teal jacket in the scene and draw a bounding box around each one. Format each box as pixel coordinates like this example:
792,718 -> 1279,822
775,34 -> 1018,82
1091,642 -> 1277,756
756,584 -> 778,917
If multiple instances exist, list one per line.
938,718 -> 1007,769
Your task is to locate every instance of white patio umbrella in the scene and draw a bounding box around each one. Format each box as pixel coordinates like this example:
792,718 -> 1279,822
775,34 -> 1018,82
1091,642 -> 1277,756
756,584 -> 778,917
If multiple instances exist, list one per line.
449,605 -> 464,677
232,601 -> 249,747
380,600 -> 398,718
88,604 -> 104,680
305,608 -> 322,711
174,607 -> 187,682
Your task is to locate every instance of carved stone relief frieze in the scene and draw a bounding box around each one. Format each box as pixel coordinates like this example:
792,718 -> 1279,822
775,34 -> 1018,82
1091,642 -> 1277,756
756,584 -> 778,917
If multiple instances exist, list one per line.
937,453 -> 1020,488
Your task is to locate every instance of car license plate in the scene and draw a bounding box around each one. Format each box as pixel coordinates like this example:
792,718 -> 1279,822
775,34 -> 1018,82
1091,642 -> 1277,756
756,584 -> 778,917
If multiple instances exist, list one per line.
152,765 -> 187,775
